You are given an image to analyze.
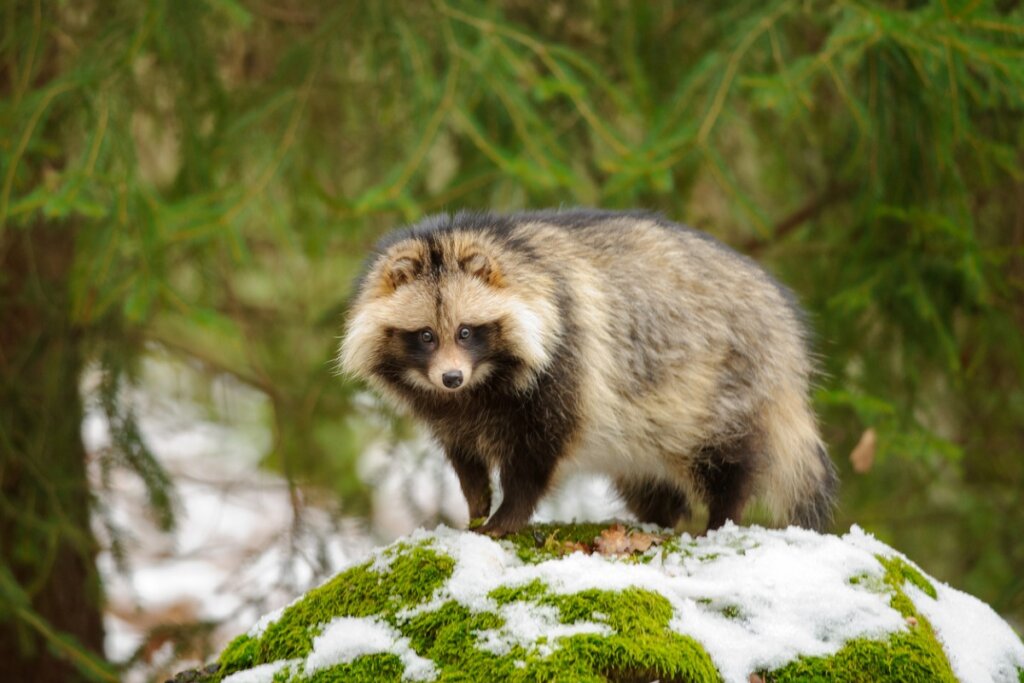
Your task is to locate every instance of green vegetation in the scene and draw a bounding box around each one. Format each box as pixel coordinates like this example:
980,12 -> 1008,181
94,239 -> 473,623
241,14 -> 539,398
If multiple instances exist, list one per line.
217,531 -> 722,683
219,544 -> 454,676
764,549 -> 955,682
2,1 -> 1023,677
305,655 -> 406,683
489,579 -> 550,606
877,555 -> 938,600
503,522 -> 620,562
212,525 -> 980,683
526,588 -> 720,683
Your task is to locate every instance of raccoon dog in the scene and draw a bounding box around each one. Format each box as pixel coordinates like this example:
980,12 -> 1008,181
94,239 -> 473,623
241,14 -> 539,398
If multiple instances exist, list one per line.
339,210 -> 837,537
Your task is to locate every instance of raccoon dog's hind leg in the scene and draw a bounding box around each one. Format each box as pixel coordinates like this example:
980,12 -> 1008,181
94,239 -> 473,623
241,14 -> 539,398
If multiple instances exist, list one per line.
614,477 -> 691,529
692,436 -> 760,533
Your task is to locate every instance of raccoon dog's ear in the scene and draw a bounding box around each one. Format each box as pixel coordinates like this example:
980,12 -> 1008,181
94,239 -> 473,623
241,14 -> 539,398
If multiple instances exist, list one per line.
459,252 -> 504,287
383,255 -> 421,291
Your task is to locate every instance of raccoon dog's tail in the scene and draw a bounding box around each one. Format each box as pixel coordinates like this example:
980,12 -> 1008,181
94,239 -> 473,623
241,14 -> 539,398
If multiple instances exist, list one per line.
759,384 -> 838,532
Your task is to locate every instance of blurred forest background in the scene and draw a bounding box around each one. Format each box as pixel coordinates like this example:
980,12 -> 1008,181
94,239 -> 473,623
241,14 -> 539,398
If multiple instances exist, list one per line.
2,0 -> 1023,680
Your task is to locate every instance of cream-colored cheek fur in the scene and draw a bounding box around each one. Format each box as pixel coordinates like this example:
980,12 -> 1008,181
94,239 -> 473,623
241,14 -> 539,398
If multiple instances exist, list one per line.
402,369 -> 437,393
339,270 -> 440,380
339,306 -> 383,380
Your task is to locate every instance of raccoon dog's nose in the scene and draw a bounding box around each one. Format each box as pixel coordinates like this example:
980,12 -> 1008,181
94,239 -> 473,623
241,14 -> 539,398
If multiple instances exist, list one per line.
442,370 -> 463,389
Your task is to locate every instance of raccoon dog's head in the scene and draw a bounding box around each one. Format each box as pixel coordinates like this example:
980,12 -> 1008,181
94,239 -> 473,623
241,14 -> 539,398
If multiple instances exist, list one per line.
339,227 -> 560,399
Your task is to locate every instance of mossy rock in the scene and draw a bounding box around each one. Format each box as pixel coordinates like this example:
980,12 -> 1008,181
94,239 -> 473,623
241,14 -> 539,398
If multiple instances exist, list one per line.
201,524 -> 1024,683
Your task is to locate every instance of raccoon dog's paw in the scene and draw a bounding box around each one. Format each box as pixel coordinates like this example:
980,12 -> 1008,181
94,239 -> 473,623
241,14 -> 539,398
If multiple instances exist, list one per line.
474,519 -> 519,538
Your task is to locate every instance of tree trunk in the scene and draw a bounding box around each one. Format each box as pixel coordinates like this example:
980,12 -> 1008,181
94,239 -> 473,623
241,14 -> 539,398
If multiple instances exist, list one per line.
0,221 -> 106,681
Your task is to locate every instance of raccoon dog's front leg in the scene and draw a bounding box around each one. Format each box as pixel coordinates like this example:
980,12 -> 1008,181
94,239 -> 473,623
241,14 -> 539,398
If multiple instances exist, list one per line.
476,457 -> 557,537
475,429 -> 565,537
446,446 -> 492,522
475,371 -> 579,536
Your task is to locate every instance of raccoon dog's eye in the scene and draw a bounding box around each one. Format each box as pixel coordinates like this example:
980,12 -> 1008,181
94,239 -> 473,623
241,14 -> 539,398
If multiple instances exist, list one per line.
458,325 -> 472,340
420,329 -> 435,344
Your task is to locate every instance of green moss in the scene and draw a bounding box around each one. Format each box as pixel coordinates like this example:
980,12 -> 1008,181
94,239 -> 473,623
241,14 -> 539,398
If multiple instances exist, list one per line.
694,598 -> 743,621
272,664 -> 297,682
213,526 -> 977,683
646,533 -> 702,567
408,572 -> 720,681
503,521 -> 697,567
541,587 -> 671,629
763,629 -> 955,683
402,600 -> 519,680
529,588 -> 720,682
847,571 -> 885,593
764,553 -> 955,682
218,633 -> 261,673
402,600 -> 505,663
217,543 -> 454,679
305,654 -> 404,682
502,522 -> 610,563
489,579 -> 549,606
719,604 -> 742,620
877,555 -> 938,599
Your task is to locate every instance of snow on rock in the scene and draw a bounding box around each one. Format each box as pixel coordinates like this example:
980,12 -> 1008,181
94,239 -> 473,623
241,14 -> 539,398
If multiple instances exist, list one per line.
221,660 -> 295,683
214,523 -> 1024,683
305,617 -> 436,680
910,581 -> 1024,682
475,601 -> 612,657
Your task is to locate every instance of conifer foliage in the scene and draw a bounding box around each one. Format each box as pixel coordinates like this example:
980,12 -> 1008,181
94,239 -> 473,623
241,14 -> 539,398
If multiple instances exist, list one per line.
1,1 -> 1022,678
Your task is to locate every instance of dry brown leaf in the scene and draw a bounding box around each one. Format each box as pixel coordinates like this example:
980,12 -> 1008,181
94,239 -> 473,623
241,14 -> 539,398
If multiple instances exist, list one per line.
850,427 -> 877,473
627,531 -> 663,552
594,524 -> 666,556
594,524 -> 631,555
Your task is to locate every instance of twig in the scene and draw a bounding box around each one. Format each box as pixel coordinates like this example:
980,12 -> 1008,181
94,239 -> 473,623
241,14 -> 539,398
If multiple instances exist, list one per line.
742,182 -> 854,254
250,2 -> 317,26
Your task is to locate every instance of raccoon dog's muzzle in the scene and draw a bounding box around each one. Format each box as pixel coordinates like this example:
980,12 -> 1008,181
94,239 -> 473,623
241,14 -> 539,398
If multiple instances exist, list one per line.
429,349 -> 473,392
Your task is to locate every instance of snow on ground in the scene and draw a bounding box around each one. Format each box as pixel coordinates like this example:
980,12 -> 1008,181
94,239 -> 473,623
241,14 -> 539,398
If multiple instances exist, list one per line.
83,358 -> 375,681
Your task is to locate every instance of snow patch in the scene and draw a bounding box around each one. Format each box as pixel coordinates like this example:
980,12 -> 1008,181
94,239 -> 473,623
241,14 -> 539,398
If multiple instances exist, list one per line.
908,581 -> 1024,683
305,617 -> 435,681
476,601 -> 611,657
247,605 -> 287,638
221,659 -> 296,683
